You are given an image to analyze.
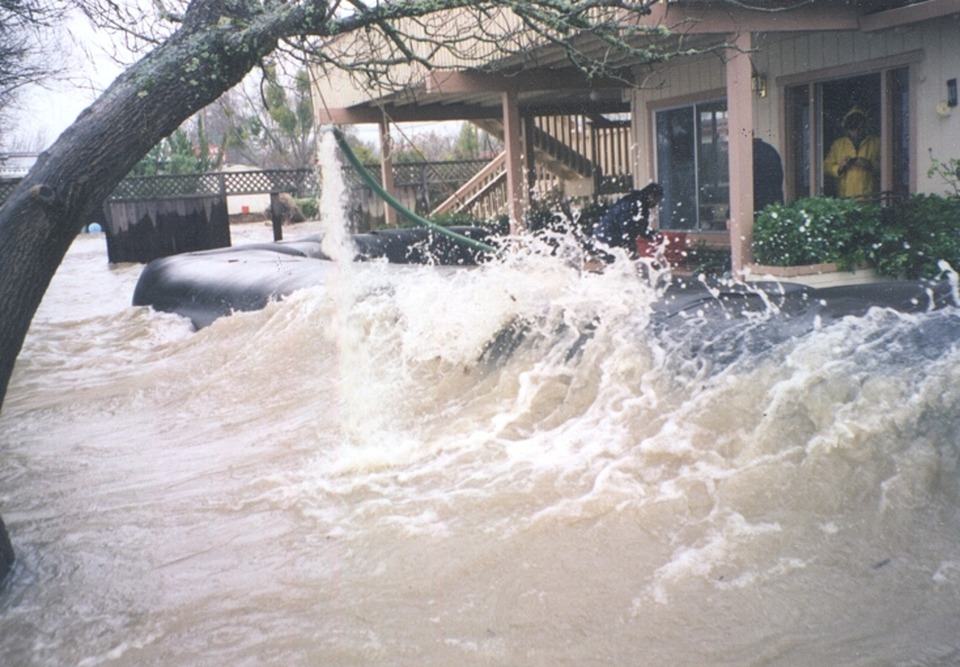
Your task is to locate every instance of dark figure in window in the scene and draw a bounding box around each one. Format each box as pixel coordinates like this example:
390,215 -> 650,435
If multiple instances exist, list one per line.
591,182 -> 663,260
753,138 -> 784,213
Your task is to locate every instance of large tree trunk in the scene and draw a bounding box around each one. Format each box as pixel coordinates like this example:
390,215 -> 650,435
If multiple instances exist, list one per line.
0,516 -> 13,582
0,1 -> 281,581
0,9 -> 278,413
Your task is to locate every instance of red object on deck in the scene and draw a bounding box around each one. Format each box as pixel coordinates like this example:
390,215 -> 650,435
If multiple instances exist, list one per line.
637,231 -> 688,266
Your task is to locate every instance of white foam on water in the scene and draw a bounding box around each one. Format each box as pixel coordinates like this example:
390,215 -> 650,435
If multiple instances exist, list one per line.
5,166 -> 960,663
318,130 -> 355,263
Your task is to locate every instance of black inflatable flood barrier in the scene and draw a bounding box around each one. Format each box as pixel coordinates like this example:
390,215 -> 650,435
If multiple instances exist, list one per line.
648,278 -> 959,367
474,278 -> 960,368
133,226 -> 958,339
133,226 -> 497,328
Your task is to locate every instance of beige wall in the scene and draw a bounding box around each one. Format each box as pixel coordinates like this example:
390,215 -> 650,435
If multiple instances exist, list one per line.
629,16 -> 960,197
312,8 -> 529,113
914,17 -> 960,193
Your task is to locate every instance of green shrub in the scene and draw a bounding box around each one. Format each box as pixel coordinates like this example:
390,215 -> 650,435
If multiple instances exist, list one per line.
296,197 -> 319,219
753,193 -> 960,279
752,196 -> 879,270
927,155 -> 960,196
870,194 -> 960,279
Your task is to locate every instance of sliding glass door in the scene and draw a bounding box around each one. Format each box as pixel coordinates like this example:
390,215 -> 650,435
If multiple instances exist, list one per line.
655,99 -> 729,231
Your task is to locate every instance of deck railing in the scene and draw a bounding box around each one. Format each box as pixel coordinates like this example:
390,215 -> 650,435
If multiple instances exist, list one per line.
429,113 -> 634,219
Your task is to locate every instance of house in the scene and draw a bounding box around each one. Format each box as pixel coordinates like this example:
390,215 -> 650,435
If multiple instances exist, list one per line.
311,0 -> 960,276
0,152 -> 40,208
0,152 -> 39,180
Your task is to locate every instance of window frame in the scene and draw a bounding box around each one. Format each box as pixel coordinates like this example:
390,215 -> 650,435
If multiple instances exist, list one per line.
650,91 -> 730,232
778,51 -> 921,201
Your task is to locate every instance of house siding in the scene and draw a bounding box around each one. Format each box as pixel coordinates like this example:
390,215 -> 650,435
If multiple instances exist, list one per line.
629,16 -> 960,197
312,8 -> 529,112
918,16 -> 960,191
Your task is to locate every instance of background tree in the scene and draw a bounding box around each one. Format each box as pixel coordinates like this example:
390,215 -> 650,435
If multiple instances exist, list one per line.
0,0 -> 69,142
340,128 -> 378,165
129,115 -> 223,176
204,63 -> 318,169
389,123 -> 500,163
253,65 -> 317,169
451,123 -> 482,160
392,128 -> 458,163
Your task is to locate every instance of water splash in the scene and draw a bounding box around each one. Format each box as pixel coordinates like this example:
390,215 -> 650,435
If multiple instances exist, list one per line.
318,129 -> 355,262
6,230 -> 960,664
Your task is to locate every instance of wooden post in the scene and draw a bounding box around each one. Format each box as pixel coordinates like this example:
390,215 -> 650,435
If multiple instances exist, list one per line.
270,192 -> 283,241
502,88 -> 527,233
726,31 -> 756,276
380,115 -> 398,227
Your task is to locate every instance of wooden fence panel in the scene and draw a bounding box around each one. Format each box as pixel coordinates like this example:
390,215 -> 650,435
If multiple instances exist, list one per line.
1,159 -> 490,242
104,195 -> 230,264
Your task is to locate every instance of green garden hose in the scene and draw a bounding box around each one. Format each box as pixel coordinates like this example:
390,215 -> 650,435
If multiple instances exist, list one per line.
331,128 -> 501,258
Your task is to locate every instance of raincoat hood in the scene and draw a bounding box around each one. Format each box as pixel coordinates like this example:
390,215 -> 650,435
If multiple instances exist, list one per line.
842,106 -> 868,129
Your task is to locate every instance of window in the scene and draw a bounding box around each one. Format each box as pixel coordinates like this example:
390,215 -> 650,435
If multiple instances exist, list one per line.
785,66 -> 911,200
655,100 -> 729,231
890,67 -> 910,196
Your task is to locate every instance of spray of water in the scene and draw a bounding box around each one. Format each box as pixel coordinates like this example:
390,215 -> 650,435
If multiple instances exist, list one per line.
5,187 -> 960,663
318,129 -> 355,263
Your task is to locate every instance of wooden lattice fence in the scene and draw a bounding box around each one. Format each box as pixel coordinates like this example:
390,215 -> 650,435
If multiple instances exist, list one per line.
0,159 -> 486,204
0,160 -> 486,244
0,180 -> 17,204
109,169 -> 319,200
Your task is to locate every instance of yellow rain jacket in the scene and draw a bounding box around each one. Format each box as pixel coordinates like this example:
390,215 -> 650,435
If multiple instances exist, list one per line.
823,132 -> 880,198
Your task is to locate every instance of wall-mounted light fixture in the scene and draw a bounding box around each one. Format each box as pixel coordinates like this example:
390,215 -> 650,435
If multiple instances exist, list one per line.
751,72 -> 767,99
948,78 -> 958,108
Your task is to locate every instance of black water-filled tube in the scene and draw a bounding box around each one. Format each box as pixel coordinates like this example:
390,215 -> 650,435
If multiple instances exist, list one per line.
133,227 -> 958,338
475,278 -> 959,368
132,227 -> 496,328
650,278 -> 958,368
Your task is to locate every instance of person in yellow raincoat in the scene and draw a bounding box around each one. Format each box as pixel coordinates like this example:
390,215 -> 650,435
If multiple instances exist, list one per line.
823,107 -> 880,198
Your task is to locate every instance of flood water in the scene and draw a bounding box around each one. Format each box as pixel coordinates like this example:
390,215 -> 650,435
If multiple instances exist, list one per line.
3,185 -> 960,664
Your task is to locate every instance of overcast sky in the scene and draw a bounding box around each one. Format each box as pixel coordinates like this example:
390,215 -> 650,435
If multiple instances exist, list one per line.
8,12 -> 464,154
9,12 -> 124,151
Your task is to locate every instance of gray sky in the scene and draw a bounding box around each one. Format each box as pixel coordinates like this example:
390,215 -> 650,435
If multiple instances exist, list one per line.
9,12 -> 463,155
10,12 -> 123,151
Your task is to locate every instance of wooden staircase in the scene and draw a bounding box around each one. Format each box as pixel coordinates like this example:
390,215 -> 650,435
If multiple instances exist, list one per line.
431,152 -> 508,220
432,113 -> 633,219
